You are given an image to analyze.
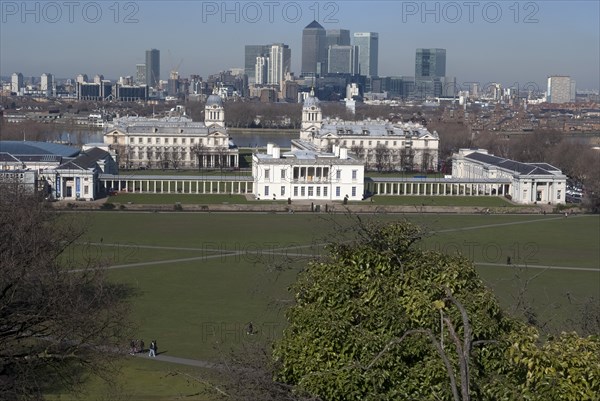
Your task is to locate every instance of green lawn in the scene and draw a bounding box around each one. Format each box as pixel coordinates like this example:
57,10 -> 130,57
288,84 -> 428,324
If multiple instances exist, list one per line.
53,212 -> 599,400
106,194 -> 252,205
46,358 -> 220,401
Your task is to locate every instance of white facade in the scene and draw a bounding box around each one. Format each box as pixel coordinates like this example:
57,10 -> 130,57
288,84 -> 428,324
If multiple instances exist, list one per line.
547,76 -> 575,104
103,96 -> 239,169
268,43 -> 291,87
40,73 -> 54,97
11,72 -> 23,94
255,56 -> 269,85
253,143 -> 364,201
297,92 -> 439,171
452,149 -> 566,205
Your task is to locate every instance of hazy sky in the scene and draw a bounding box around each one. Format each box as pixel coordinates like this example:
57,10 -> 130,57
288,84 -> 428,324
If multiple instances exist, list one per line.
1,0 -> 599,90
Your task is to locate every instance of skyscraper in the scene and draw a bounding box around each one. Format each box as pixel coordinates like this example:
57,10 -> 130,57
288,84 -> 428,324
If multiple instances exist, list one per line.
302,20 -> 327,77
136,64 -> 146,86
353,32 -> 379,78
268,43 -> 291,87
145,49 -> 160,88
40,73 -> 54,97
328,45 -> 358,75
415,48 -> 446,79
547,76 -> 575,103
415,48 -> 446,98
326,29 -> 351,47
11,72 -> 23,94
245,44 -> 270,84
255,56 -> 269,85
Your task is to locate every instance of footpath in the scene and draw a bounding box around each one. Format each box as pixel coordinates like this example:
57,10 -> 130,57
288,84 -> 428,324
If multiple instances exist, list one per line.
51,200 -> 563,215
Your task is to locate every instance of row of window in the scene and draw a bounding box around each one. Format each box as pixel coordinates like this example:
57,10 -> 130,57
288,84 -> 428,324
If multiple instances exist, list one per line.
262,185 -> 358,198
263,168 -> 359,181
322,139 -> 429,147
124,137 -> 226,146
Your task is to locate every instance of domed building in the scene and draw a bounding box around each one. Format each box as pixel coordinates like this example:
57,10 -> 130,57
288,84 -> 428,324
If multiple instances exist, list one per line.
296,92 -> 439,172
103,95 -> 238,169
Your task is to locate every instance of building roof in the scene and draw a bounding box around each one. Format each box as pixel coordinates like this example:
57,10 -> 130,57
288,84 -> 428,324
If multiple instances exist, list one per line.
0,141 -> 80,157
255,146 -> 361,165
316,120 -> 436,139
464,152 -> 563,177
55,147 -> 111,171
206,94 -> 224,107
0,152 -> 21,163
304,20 -> 324,29
105,115 -> 228,136
304,95 -> 320,108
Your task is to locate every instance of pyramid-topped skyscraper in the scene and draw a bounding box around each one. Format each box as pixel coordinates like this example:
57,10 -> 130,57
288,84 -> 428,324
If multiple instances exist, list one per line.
301,20 -> 327,77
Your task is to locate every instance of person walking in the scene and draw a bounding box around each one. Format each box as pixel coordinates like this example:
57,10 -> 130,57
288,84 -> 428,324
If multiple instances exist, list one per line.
139,339 -> 145,353
148,340 -> 156,357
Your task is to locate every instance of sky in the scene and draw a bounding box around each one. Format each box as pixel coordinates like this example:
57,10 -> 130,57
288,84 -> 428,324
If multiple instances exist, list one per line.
1,0 -> 599,91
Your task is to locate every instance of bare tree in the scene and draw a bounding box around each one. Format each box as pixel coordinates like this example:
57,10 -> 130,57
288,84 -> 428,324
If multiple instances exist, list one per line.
350,144 -> 365,162
191,143 -> 207,171
0,188 -> 133,400
214,146 -> 229,173
170,148 -> 182,170
374,144 -> 391,172
400,148 -> 415,172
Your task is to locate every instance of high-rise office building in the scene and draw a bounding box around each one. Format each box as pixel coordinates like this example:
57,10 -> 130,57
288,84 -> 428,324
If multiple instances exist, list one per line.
353,32 -> 379,78
302,20 -> 327,77
11,72 -> 23,94
415,48 -> 446,79
268,43 -> 291,86
326,29 -> 351,47
40,73 -> 54,96
328,45 -> 358,75
415,48 -> 446,98
145,49 -> 160,88
76,74 -> 88,84
136,64 -> 147,85
547,76 -> 575,103
255,56 -> 269,85
245,44 -> 271,84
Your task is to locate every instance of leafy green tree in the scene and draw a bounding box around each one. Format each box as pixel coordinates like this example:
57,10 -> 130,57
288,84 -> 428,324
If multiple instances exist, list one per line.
273,220 -> 600,401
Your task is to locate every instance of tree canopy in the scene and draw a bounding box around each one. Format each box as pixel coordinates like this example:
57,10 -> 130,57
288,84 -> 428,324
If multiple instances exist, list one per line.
0,189 -> 133,400
273,220 -> 600,401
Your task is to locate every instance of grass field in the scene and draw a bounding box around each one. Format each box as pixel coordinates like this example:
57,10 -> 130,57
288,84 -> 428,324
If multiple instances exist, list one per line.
105,193 -> 517,207
106,194 -> 255,205
360,195 -> 516,207
52,212 -> 599,400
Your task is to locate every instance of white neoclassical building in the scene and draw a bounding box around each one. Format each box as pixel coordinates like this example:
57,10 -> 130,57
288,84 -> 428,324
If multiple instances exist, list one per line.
295,91 -> 439,172
103,96 -> 239,169
452,149 -> 567,205
41,147 -> 118,201
253,143 -> 364,201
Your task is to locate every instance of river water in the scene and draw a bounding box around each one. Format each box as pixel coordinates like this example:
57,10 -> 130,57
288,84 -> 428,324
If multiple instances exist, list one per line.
45,128 -> 599,149
47,129 -> 297,148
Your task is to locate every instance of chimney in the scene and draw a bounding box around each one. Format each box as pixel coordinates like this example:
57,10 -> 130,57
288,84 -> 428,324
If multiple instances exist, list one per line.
272,146 -> 280,159
339,147 -> 348,160
267,143 -> 274,155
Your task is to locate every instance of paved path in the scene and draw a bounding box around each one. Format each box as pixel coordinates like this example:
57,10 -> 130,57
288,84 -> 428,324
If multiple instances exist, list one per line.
433,215 -> 571,234
132,352 -> 222,369
475,262 -> 599,272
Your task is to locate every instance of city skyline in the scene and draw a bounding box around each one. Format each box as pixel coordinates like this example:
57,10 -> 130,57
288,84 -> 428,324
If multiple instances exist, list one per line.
1,1 -> 599,90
